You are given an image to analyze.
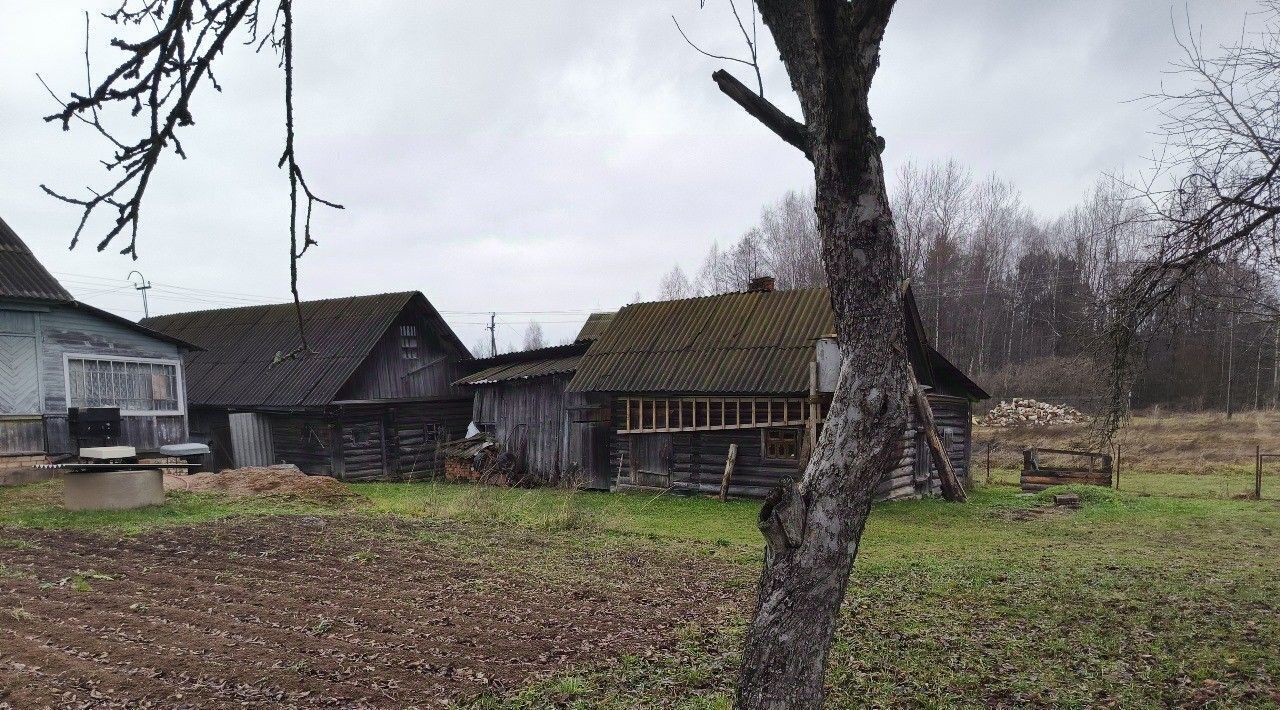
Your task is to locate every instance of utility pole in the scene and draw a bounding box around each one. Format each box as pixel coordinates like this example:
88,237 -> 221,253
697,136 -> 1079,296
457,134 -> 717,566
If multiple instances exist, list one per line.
488,312 -> 497,357
127,270 -> 152,318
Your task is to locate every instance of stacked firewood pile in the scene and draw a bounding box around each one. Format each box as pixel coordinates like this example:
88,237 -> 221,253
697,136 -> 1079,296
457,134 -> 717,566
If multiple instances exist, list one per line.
979,398 -> 1087,427
440,434 -> 518,486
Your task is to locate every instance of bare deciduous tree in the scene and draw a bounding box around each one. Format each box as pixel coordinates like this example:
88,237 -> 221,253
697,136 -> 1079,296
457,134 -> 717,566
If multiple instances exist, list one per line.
681,0 -> 912,705
657,264 -> 696,299
522,321 -> 546,351
44,0 -> 339,356
1103,1 -> 1280,436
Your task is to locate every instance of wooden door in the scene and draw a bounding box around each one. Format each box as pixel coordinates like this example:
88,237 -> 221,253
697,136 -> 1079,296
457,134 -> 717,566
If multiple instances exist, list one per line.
629,433 -> 672,488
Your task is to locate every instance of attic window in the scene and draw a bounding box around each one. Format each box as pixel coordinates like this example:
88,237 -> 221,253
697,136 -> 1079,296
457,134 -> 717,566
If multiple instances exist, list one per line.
400,325 -> 419,360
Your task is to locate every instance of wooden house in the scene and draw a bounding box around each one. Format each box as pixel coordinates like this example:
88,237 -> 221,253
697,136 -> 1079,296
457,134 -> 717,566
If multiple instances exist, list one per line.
455,312 -> 615,489
0,216 -> 196,470
566,280 -> 988,500
142,291 -> 474,480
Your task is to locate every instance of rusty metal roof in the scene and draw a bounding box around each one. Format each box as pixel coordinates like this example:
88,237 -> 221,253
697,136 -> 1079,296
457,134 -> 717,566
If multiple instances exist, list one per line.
568,287 -> 987,399
0,215 -> 74,302
575,311 -> 616,342
143,291 -> 468,408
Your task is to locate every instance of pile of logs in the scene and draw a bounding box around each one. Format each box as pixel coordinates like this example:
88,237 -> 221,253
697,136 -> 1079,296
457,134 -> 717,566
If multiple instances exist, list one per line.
979,398 -> 1087,427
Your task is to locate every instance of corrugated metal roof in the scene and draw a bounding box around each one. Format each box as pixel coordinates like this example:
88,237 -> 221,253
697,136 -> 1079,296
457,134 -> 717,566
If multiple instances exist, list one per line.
569,288 -> 833,395
0,215 -> 74,302
568,287 -> 987,399
575,311 -> 616,342
142,291 -> 466,408
454,341 -> 589,386
456,355 -> 582,385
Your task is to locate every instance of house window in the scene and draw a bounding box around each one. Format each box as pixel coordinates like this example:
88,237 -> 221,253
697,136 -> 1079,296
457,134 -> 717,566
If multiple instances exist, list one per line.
762,428 -> 802,460
65,356 -> 182,415
400,325 -> 419,360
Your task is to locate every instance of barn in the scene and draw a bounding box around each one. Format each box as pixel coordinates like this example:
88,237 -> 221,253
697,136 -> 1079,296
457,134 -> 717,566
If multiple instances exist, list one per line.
142,291 -> 474,480
566,279 -> 988,500
455,312 -> 615,489
0,216 -> 196,471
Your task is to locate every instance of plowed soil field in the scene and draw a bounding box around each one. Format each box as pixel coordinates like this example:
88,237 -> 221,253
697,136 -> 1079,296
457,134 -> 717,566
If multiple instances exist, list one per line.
0,516 -> 748,709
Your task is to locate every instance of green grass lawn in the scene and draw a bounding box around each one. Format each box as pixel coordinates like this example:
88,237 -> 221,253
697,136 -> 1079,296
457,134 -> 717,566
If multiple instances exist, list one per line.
982,465 -> 1278,501
3,478 -> 1278,707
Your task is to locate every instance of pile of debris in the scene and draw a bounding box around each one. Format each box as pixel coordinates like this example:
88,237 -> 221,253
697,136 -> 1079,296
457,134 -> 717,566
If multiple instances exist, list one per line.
163,463 -> 353,499
979,398 -> 1088,427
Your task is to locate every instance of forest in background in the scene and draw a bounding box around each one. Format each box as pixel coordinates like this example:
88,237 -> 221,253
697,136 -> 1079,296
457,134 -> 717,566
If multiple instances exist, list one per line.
655,160 -> 1280,414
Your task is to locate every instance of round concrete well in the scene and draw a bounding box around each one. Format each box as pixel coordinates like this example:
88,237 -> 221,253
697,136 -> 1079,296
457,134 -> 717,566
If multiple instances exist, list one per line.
64,469 -> 165,511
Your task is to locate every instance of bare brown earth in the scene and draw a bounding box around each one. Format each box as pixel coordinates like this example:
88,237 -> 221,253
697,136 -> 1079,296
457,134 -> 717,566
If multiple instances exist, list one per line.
0,516 -> 749,709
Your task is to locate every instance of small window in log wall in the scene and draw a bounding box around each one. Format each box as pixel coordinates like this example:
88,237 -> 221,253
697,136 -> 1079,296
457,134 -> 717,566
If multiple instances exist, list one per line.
762,428 -> 802,461
400,325 -> 419,360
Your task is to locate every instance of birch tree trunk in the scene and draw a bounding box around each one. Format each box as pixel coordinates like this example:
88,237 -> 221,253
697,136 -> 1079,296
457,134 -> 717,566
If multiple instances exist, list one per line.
713,2 -> 909,707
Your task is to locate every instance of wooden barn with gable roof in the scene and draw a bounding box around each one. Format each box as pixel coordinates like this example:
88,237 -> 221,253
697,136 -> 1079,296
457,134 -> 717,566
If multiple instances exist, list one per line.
567,279 -> 988,500
143,291 -> 474,480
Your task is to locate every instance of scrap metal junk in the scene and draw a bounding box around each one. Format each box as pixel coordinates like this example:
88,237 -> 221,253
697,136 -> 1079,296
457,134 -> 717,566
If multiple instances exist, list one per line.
979,398 -> 1087,427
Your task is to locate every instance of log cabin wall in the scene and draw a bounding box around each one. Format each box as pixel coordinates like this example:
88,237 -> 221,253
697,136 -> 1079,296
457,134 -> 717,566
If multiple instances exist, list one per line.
608,392 -> 973,501
327,399 -> 471,482
268,411 -> 335,477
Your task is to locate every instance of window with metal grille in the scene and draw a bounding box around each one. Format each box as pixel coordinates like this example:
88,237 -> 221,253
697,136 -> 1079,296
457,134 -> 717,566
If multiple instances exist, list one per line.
762,428 -> 801,460
65,356 -> 182,415
400,325 -> 419,360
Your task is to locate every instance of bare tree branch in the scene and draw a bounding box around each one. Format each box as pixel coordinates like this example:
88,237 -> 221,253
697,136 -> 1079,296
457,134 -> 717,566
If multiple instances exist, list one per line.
712,69 -> 809,158
41,0 -> 341,358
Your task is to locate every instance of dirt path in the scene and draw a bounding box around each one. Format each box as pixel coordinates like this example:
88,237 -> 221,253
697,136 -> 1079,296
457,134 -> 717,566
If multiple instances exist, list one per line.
0,516 -> 748,708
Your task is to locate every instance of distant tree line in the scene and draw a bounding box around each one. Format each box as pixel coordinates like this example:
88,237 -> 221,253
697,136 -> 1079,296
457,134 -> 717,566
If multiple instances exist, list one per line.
658,162 -> 1280,413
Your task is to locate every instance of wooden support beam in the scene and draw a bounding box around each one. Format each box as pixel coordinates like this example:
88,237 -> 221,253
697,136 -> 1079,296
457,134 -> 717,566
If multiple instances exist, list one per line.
909,370 -> 966,502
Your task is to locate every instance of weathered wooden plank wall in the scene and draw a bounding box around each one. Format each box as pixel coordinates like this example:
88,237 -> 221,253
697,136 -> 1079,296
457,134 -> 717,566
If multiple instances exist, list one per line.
473,376 -> 575,485
335,310 -> 470,402
608,392 -> 973,501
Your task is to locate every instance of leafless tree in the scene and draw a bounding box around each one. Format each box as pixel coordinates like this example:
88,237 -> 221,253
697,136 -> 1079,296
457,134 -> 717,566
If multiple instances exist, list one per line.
657,264 -> 696,300
1102,0 -> 1280,437
682,1 -> 921,706
43,0 -> 340,357
522,321 -> 546,351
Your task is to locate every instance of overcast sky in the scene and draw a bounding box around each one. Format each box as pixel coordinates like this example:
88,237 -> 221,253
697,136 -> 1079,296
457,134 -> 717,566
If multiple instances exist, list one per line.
0,0 -> 1253,352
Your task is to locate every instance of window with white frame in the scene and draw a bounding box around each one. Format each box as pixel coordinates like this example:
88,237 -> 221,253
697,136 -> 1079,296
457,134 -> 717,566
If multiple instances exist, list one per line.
66,356 -> 182,414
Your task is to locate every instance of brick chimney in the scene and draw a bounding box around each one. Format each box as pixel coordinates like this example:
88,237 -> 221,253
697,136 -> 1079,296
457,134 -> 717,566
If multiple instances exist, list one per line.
747,276 -> 775,293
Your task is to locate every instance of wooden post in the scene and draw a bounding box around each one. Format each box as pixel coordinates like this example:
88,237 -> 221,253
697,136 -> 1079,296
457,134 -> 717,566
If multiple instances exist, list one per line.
1258,446 -> 1264,500
719,443 -> 737,502
908,368 -> 966,502
1115,444 -> 1121,491
985,441 -> 991,485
